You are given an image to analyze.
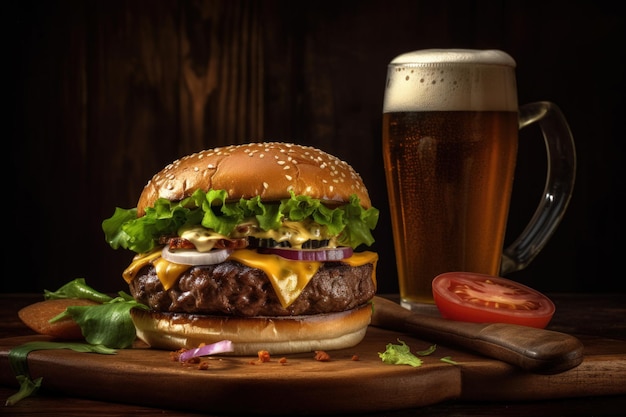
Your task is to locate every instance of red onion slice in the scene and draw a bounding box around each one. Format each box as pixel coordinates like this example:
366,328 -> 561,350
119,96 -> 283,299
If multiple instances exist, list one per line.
257,246 -> 353,261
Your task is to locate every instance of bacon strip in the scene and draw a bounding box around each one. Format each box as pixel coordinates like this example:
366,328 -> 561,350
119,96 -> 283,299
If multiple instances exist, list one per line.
161,236 -> 248,250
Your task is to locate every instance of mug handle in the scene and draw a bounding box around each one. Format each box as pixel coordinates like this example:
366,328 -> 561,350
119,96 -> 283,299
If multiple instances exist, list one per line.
500,101 -> 577,275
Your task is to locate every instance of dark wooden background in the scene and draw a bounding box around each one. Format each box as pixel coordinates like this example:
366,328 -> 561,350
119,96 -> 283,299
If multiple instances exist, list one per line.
8,0 -> 624,295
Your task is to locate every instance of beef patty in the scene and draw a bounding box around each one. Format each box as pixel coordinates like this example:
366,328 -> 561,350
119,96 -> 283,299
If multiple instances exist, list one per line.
129,261 -> 376,316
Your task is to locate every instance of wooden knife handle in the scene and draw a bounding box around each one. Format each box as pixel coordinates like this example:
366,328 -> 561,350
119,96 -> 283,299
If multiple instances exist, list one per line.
371,296 -> 584,374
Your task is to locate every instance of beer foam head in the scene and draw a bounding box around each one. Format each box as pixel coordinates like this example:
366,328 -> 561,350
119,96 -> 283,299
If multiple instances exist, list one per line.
383,49 -> 518,112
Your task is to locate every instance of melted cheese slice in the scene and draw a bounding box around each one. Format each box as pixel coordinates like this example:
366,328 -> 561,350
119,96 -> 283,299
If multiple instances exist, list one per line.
123,250 -> 162,284
122,249 -> 378,308
229,249 -> 321,308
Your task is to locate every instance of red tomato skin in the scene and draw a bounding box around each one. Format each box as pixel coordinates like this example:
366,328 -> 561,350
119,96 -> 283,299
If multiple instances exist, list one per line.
432,272 -> 555,329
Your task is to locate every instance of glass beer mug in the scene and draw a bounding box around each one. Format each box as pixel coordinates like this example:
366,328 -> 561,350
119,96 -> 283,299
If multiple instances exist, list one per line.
382,49 -> 576,309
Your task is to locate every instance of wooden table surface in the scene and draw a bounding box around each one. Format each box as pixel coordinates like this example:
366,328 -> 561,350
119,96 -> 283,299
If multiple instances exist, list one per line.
1,292 -> 625,416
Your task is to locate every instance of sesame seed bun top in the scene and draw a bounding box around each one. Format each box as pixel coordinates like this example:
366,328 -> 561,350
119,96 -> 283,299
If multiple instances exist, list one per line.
136,142 -> 372,216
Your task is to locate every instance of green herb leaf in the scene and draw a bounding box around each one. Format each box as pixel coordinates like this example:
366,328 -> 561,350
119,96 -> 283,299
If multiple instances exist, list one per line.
5,375 -> 42,406
378,339 -> 423,367
415,344 -> 437,356
44,278 -> 113,303
440,356 -> 458,365
6,341 -> 116,405
8,341 -> 117,377
44,279 -> 148,349
5,280 -> 146,406
51,295 -> 150,349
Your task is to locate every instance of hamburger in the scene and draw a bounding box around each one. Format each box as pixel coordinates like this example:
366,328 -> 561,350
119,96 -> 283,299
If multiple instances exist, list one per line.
102,142 -> 379,355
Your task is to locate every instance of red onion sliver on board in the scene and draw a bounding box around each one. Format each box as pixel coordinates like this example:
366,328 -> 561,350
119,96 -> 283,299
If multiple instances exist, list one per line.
178,340 -> 234,362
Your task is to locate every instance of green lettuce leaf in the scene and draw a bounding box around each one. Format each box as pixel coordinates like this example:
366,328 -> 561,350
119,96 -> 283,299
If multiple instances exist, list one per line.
100,207 -> 138,250
200,189 -> 246,235
378,339 -> 424,367
336,194 -> 379,247
102,189 -> 379,253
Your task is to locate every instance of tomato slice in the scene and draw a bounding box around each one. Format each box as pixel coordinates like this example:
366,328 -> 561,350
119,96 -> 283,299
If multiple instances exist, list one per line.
432,272 -> 555,328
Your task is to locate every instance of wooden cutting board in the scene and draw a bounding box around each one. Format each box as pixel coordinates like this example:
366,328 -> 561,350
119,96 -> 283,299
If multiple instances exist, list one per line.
1,327 -> 625,415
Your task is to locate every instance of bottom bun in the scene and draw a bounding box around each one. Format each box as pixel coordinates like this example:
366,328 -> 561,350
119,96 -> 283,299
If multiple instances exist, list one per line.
130,304 -> 373,355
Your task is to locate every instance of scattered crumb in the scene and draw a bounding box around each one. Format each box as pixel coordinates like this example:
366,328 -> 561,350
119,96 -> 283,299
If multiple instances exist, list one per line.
170,349 -> 184,362
351,354 -> 360,361
170,347 -> 201,365
314,350 -> 331,361
257,350 -> 271,363
183,357 -> 201,365
249,349 -> 272,365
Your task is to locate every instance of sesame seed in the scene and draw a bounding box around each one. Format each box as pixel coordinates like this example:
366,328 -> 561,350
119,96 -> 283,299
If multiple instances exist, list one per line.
285,174 -> 293,181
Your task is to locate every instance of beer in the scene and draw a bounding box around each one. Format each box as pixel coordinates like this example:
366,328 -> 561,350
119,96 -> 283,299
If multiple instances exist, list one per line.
382,49 -> 519,306
383,111 -> 518,304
